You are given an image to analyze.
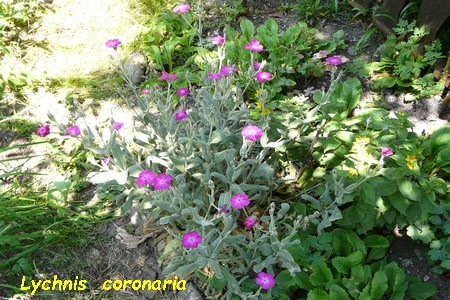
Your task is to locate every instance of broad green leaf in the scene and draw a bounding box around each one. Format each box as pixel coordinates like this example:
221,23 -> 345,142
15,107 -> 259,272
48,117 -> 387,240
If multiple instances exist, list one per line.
366,247 -> 389,262
406,282 -> 436,299
345,230 -> 366,256
398,179 -> 422,201
47,178 -> 71,208
240,19 -> 255,41
330,284 -> 351,300
374,178 -> 398,196
342,278 -> 361,299
151,200 -> 177,214
294,271 -> 315,290
307,287 -> 330,300
383,262 -> 406,293
362,182 -> 376,205
429,125 -> 450,155
371,271 -> 388,300
435,147 -> 450,167
252,162 -> 274,181
309,262 -> 333,287
175,258 -> 207,276
363,235 -> 390,248
332,251 -> 363,275
210,130 -> 228,144
335,131 -> 356,143
406,223 -> 434,243
332,229 -> 352,256
389,193 -> 410,215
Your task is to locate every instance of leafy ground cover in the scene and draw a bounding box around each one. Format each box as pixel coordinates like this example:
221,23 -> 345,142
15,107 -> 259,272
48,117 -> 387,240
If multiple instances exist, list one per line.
1,0 -> 449,299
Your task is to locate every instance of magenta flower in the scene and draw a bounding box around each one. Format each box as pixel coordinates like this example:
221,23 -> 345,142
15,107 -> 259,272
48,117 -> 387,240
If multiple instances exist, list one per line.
256,272 -> 275,290
177,87 -> 189,96
210,35 -> 225,45
244,216 -> 257,230
102,157 -> 110,167
253,61 -> 262,70
230,193 -> 250,210
36,124 -> 50,137
106,39 -> 121,49
172,3 -> 190,14
242,125 -> 263,141
113,122 -> 124,130
137,169 -> 156,188
175,110 -> 188,121
244,40 -> 263,52
381,147 -> 393,157
326,56 -> 342,65
182,231 -> 202,249
207,73 -> 222,80
220,66 -> 238,77
66,125 -> 80,136
255,72 -> 272,82
154,173 -> 173,190
141,89 -> 149,94
159,71 -> 179,81
218,204 -> 230,214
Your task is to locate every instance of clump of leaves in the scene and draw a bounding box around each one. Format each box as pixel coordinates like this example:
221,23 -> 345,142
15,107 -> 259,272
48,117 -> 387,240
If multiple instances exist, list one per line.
369,20 -> 445,100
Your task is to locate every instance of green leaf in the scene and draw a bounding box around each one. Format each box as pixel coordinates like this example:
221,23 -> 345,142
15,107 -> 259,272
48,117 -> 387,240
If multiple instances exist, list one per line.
406,223 -> 434,243
374,178 -> 398,196
175,258 -> 207,276
406,282 -> 436,299
383,262 -> 406,292
366,247 -> 389,262
252,162 -> 274,181
281,26 -> 297,45
151,200 -> 177,214
47,178 -> 71,208
363,235 -> 390,248
335,131 -> 356,143
389,193 -> 410,215
342,277 -> 362,298
330,284 -> 351,300
345,230 -> 366,256
208,259 -> 224,279
342,77 -> 362,116
435,147 -> 450,167
240,19 -> 255,41
210,130 -> 228,144
332,229 -> 352,256
370,270 -> 388,300
362,182 -> 376,205
332,251 -> 364,275
294,271 -> 315,290
429,125 -> 450,155
309,262 -> 333,287
398,178 -> 422,201
307,287 -> 330,300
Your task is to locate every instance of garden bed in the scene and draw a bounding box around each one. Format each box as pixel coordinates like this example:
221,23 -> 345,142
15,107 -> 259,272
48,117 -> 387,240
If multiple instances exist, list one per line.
1,0 -> 449,299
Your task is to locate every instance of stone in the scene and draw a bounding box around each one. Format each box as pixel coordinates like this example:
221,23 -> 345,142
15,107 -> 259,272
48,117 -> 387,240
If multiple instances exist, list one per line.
176,282 -> 204,300
123,52 -> 147,85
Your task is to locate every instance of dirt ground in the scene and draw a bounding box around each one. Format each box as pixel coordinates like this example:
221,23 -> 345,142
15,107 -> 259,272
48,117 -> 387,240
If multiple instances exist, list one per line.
1,0 -> 449,299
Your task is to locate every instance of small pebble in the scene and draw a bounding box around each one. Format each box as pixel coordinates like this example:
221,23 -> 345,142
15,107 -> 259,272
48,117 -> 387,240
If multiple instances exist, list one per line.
423,275 -> 430,282
401,258 -> 413,267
